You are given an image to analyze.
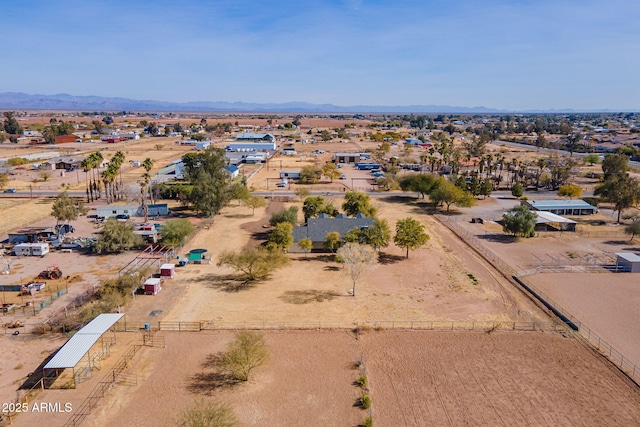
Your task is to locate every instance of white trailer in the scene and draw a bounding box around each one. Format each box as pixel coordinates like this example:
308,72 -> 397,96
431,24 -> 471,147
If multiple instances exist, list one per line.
14,243 -> 50,257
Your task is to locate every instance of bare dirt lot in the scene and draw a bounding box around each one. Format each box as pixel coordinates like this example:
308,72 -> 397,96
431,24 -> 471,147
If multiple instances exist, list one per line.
51,330 -> 640,427
162,197 -> 544,327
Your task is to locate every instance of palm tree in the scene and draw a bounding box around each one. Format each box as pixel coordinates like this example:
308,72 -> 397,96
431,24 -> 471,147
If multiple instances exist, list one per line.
112,151 -> 126,200
80,158 -> 92,202
140,158 -> 155,222
92,152 -> 104,198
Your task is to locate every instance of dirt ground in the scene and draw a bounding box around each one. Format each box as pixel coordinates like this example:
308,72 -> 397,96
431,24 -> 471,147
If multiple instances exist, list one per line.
161,197 -> 544,327
449,199 -> 640,370
28,329 -> 640,427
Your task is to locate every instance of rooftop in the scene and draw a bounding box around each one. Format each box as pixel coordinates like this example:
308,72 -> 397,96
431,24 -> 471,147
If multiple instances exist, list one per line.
526,199 -> 596,210
44,313 -> 123,370
293,215 -> 374,242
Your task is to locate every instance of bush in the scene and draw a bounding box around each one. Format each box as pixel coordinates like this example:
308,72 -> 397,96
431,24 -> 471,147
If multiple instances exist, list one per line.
362,416 -> 373,427
176,399 -> 239,427
358,392 -> 372,409
217,331 -> 270,382
356,375 -> 367,388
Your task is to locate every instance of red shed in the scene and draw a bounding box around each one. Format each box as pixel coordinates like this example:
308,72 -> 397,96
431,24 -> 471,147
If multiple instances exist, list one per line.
143,278 -> 162,295
160,263 -> 175,279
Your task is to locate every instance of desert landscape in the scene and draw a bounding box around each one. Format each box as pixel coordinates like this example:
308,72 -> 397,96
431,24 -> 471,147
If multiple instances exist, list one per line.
1,111 -> 640,427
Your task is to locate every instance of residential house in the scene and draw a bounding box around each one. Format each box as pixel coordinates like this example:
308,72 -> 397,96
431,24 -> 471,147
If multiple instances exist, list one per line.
290,214 -> 375,252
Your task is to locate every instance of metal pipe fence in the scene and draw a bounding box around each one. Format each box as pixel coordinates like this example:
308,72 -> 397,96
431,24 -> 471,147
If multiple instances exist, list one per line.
143,319 -> 565,333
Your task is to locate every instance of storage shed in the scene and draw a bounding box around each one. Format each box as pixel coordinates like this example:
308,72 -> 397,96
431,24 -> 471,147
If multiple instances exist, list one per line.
144,278 -> 162,295
188,248 -> 210,263
160,263 -> 175,279
615,253 -> 640,273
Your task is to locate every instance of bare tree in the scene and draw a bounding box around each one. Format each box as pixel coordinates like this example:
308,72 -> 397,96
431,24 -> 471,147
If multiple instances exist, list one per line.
336,243 -> 377,296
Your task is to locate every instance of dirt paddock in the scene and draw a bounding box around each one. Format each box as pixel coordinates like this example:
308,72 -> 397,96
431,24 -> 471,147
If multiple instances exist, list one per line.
45,330 -> 640,426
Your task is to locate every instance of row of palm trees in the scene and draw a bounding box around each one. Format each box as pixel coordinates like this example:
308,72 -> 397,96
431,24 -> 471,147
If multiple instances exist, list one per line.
80,151 -> 127,203
101,151 -> 126,204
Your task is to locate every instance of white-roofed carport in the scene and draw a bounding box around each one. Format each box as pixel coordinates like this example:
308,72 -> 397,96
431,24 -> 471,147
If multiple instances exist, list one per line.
43,313 -> 124,388
534,211 -> 577,232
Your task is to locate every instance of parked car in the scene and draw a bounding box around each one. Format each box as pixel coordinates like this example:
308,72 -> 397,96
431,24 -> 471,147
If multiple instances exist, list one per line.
115,214 -> 130,220
340,174 -> 347,180
4,188 -> 16,193
276,182 -> 287,188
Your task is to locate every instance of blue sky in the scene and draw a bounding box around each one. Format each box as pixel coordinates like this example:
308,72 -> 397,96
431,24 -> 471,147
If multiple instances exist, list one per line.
1,0 -> 638,110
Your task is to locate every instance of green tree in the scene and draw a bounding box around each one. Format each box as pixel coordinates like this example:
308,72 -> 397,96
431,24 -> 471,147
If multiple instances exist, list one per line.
268,222 -> 293,252
242,195 -> 267,215
429,179 -> 474,211
270,206 -> 298,226
176,399 -> 239,427
324,231 -> 341,253
501,206 -> 537,237
625,220 -> 640,241
2,112 -> 22,134
51,191 -> 87,235
336,243 -> 378,296
0,173 -> 7,190
399,174 -> 436,199
95,219 -> 144,253
299,165 -> 322,184
303,196 -> 325,221
394,217 -> 429,258
601,154 -> 629,177
583,154 -> 601,165
159,218 -> 195,247
298,238 -> 313,257
595,174 -> 640,223
558,184 -> 582,199
183,148 -> 233,217
342,191 -> 377,217
217,247 -> 289,281
479,178 -> 493,199
511,182 -> 524,199
217,331 -> 270,382
322,163 -> 341,182
344,219 -> 391,251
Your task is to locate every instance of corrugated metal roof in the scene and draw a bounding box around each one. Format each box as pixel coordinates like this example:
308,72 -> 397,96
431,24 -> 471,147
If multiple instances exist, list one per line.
44,313 -> 123,370
527,199 -> 595,210
616,253 -> 640,262
535,211 -> 577,224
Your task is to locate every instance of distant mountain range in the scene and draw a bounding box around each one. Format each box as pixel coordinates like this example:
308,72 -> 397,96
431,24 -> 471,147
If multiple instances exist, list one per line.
0,92 -> 623,114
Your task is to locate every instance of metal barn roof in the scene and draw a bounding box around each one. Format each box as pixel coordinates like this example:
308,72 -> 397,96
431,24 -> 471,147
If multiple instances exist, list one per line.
526,199 -> 595,210
44,313 -> 123,370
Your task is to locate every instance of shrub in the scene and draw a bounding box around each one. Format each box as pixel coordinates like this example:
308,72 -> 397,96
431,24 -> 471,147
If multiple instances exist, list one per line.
356,375 -> 367,388
362,416 -> 373,427
358,392 -> 372,409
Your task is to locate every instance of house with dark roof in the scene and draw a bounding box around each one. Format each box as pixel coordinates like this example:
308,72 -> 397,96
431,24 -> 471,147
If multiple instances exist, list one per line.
290,213 -> 375,253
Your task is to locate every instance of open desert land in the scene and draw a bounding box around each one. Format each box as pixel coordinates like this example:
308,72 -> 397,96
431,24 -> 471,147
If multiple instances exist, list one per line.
16,330 -> 639,427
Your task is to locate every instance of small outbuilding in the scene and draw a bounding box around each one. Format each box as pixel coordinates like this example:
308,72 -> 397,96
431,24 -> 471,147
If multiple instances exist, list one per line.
160,263 -> 175,279
144,277 -> 162,295
615,253 -> 640,273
